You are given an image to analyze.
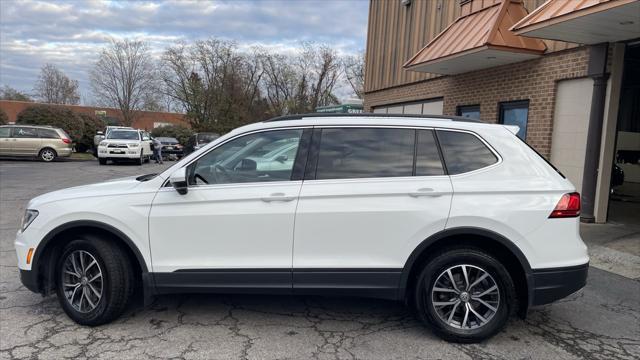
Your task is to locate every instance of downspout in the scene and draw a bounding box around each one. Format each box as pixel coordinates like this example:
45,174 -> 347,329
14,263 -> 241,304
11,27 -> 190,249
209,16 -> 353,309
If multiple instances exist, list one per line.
580,43 -> 609,223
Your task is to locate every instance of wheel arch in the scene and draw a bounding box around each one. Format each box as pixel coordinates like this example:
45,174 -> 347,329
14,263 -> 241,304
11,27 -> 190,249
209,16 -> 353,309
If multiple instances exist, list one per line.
31,220 -> 149,294
400,227 -> 533,316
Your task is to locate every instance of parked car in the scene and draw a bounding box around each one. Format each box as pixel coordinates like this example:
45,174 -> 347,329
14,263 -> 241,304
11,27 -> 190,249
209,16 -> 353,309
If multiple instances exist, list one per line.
154,137 -> 183,160
97,129 -> 152,165
0,124 -> 73,162
92,126 -> 133,156
15,114 -> 588,343
184,132 -> 219,155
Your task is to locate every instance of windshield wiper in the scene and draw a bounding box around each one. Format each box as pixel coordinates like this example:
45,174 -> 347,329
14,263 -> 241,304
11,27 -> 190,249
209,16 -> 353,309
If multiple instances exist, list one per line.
136,173 -> 158,182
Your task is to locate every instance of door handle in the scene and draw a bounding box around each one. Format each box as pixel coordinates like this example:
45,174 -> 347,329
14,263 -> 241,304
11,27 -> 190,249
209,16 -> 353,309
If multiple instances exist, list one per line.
261,192 -> 296,202
408,188 -> 446,197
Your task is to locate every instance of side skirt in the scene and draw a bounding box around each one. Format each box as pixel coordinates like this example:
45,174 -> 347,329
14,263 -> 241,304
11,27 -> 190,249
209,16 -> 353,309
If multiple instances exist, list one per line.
152,268 -> 403,300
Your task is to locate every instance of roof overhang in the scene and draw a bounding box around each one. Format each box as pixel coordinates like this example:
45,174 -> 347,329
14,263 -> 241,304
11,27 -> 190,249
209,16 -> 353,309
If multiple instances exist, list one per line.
405,45 -> 542,75
511,0 -> 640,44
404,0 -> 546,75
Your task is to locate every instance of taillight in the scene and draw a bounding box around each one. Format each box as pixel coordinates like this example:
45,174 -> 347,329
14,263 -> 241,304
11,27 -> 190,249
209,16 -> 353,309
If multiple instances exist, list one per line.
62,138 -> 72,144
549,192 -> 581,218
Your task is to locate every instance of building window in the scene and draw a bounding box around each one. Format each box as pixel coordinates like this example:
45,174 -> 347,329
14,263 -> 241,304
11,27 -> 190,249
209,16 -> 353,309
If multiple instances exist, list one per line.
499,100 -> 529,140
456,105 -> 480,120
372,98 -> 444,116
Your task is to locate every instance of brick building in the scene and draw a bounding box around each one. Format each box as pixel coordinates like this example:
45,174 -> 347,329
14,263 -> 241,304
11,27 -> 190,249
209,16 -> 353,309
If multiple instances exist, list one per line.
0,100 -> 188,130
363,0 -> 639,224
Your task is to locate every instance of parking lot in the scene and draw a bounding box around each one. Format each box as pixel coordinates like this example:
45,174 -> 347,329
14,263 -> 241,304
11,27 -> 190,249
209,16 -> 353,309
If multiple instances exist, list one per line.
0,159 -> 638,360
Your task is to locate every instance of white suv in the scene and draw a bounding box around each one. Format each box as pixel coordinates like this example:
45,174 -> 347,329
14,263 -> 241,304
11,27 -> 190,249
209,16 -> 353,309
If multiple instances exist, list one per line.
15,114 -> 588,342
97,128 -> 152,165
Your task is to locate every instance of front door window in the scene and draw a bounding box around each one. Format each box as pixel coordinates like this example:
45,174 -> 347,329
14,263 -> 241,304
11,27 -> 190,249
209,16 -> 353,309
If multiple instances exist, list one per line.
188,129 -> 303,185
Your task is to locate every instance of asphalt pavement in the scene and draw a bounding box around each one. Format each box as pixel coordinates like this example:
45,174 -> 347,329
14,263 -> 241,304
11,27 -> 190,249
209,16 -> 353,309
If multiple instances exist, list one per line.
0,160 -> 638,360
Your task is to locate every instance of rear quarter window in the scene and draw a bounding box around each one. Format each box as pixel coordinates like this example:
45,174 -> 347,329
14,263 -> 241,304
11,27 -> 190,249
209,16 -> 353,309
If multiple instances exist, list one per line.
38,128 -> 60,139
436,130 -> 498,175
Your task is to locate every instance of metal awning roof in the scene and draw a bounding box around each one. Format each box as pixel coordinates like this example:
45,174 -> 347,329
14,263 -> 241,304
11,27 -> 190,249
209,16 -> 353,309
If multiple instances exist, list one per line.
404,0 -> 546,75
511,0 -> 640,44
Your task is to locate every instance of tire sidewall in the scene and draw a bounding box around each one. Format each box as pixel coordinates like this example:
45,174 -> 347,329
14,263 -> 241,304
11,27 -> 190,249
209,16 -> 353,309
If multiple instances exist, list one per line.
415,250 -> 514,342
55,239 -> 111,324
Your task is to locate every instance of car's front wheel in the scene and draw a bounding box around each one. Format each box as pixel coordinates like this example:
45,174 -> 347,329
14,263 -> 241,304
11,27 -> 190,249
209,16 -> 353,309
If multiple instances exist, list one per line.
414,248 -> 515,343
55,235 -> 134,326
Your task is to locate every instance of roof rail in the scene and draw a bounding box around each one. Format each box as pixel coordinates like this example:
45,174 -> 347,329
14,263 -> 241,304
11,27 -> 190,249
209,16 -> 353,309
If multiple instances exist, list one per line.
263,112 -> 484,123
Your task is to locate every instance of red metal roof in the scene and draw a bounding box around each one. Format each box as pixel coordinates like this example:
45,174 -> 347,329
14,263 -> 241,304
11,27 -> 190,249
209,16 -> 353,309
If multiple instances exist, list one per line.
404,0 -> 546,71
511,0 -> 635,33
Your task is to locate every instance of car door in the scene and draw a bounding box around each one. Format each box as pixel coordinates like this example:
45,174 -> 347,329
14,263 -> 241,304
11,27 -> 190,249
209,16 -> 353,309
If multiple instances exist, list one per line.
0,127 -> 11,155
292,127 -> 453,297
149,127 -> 310,293
12,126 -> 41,155
141,131 -> 152,155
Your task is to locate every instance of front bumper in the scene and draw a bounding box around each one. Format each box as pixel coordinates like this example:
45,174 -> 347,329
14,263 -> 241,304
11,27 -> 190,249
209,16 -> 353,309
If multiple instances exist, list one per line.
20,269 -> 39,293
98,147 -> 141,159
531,263 -> 588,306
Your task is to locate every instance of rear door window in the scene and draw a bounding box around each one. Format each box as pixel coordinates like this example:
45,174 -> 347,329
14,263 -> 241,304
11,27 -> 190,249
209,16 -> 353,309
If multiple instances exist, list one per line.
0,128 -> 10,138
13,127 -> 39,138
315,128 -> 414,180
436,130 -> 498,174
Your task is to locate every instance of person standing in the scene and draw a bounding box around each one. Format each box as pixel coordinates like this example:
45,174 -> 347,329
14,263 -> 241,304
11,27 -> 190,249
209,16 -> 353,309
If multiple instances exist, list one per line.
152,137 -> 163,164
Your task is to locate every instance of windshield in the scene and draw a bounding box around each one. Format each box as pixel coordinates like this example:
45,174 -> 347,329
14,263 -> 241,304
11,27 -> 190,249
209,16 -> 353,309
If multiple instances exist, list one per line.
158,137 -> 178,144
197,133 -> 218,144
108,130 -> 139,140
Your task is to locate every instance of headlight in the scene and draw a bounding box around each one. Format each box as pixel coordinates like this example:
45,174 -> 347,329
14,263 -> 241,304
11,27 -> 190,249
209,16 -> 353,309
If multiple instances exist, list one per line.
99,141 -> 108,147
21,209 -> 38,232
128,143 -> 140,148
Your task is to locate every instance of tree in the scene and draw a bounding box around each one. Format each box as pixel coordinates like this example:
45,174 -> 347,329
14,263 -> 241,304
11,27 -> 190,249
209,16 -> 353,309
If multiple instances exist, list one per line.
0,85 -> 32,102
260,42 -> 341,115
343,51 -> 365,99
33,64 -> 80,105
90,39 -> 158,126
0,108 -> 8,125
161,39 -> 267,133
16,105 -> 84,142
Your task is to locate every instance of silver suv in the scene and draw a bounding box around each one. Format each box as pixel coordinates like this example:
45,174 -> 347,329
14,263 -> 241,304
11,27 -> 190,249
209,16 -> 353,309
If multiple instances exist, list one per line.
0,125 -> 73,161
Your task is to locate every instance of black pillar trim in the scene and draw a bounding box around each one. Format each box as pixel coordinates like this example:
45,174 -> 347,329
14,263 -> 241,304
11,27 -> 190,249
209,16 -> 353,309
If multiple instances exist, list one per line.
580,43 -> 610,223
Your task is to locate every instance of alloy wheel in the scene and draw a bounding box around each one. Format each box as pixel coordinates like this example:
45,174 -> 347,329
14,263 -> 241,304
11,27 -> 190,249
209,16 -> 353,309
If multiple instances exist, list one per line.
41,149 -> 55,162
431,264 -> 500,330
61,250 -> 103,313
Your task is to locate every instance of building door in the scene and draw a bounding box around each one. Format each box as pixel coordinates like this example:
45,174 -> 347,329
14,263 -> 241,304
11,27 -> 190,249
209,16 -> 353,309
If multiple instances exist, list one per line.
608,44 -> 640,225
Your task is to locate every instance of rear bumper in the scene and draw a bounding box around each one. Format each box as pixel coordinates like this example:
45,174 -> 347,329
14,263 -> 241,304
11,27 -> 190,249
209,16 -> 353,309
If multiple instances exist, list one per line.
56,148 -> 73,157
531,263 -> 588,306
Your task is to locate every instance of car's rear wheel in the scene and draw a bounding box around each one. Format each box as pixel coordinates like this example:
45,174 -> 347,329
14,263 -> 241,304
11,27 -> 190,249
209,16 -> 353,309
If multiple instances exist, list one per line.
414,248 -> 515,343
39,148 -> 57,162
55,235 -> 134,326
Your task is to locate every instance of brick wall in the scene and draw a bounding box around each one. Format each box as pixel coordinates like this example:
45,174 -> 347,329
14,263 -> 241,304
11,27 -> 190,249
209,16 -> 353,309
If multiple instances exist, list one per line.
0,100 -> 188,130
363,47 -> 591,157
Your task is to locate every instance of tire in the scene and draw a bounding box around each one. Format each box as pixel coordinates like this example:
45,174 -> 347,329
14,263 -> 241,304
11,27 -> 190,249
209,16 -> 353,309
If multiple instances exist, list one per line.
136,151 -> 143,165
39,148 -> 57,162
55,235 -> 134,326
98,158 -> 107,165
414,247 -> 516,343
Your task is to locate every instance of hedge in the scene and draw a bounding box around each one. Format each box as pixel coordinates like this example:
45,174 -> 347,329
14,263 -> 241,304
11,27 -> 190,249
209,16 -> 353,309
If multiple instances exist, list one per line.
16,105 -> 84,142
76,113 -> 104,152
0,108 -> 8,125
151,124 -> 193,145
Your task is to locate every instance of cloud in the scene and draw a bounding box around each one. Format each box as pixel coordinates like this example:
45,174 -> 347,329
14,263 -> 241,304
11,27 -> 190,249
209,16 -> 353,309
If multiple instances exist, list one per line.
0,0 -> 368,102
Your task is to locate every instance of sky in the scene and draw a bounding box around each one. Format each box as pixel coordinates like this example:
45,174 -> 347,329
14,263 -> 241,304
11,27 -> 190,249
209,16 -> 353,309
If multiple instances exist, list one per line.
0,0 -> 369,105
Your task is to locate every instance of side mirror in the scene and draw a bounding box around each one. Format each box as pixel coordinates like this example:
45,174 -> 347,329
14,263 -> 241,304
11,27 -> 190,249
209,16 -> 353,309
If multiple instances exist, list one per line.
170,167 -> 188,195
275,154 -> 288,163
